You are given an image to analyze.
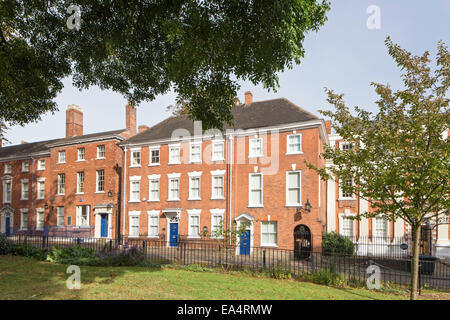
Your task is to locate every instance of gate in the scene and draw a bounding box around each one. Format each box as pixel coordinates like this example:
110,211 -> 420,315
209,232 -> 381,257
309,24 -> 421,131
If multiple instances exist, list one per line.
294,224 -> 312,260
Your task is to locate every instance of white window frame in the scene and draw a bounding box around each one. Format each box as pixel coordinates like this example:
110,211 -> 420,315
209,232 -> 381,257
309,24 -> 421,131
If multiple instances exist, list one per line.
188,171 -> 202,201
77,148 -> 85,161
20,209 -> 28,231
339,178 -> 355,200
211,170 -> 225,200
129,176 -> 141,202
339,141 -> 355,151
76,172 -> 84,194
96,169 -> 105,193
130,148 -> 141,167
148,174 -> 160,202
58,150 -> 66,164
4,163 -> 11,174
189,142 -> 202,163
168,173 -> 181,201
36,178 -> 45,200
147,210 -> 160,238
21,179 -> 29,200
248,173 -> 263,207
261,221 -> 278,247
36,208 -> 45,231
211,140 -> 225,161
373,216 -> 390,239
57,207 -> 65,227
57,173 -> 65,195
97,145 -> 106,159
187,209 -> 201,239
3,179 -> 12,203
286,132 -> 303,155
22,161 -> 30,172
210,208 -> 225,239
37,159 -> 46,170
129,211 -> 141,238
249,137 -> 263,158
338,211 -> 356,238
286,170 -> 302,207
76,205 -> 90,228
149,146 -> 160,166
168,144 -> 181,165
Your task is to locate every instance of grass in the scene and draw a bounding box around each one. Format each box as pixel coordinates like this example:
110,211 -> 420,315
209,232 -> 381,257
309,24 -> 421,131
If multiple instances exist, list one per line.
0,255 -> 418,300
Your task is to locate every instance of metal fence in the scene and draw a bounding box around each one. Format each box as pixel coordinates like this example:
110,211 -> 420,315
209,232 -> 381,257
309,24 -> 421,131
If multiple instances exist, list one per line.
6,234 -> 450,291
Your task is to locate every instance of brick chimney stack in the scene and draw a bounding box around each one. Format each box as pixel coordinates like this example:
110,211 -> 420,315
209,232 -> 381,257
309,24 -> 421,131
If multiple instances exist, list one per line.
244,91 -> 253,105
66,104 -> 83,138
324,120 -> 332,135
138,125 -> 149,134
126,104 -> 137,136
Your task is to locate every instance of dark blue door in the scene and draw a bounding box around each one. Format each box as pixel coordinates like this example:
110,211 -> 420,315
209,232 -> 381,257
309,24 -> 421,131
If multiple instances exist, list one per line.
240,230 -> 250,255
100,214 -> 108,237
5,216 -> 10,236
169,223 -> 178,247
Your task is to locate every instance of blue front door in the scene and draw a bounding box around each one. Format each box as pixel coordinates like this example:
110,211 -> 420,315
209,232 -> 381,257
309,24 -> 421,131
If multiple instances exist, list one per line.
5,216 -> 10,236
169,223 -> 179,247
100,214 -> 108,237
240,230 -> 250,255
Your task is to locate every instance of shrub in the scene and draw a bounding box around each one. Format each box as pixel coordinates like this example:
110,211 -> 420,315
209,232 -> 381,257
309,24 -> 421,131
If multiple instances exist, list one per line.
266,266 -> 292,280
322,232 -> 355,256
0,234 -> 13,255
97,246 -> 146,266
46,246 -> 100,264
303,268 -> 346,287
10,245 -> 48,260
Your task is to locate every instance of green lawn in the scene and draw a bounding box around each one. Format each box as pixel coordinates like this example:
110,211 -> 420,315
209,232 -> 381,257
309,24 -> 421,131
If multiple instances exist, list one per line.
0,255 -> 411,300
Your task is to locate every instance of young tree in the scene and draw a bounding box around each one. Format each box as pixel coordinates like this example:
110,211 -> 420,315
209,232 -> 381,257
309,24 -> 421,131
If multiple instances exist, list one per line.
308,37 -> 449,300
0,0 -> 330,135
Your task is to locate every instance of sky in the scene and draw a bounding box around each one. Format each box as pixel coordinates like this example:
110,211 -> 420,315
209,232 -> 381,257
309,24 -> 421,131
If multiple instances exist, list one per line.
5,0 -> 450,145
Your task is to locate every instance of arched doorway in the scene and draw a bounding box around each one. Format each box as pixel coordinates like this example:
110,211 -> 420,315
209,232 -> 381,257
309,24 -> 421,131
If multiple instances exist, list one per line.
294,224 -> 312,260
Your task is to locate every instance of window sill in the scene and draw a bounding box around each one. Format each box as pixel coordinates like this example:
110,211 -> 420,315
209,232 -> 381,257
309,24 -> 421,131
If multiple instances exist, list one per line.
211,197 -> 225,200
248,205 -> 264,208
188,198 -> 202,201
57,162 -> 65,164
129,165 -> 141,168
211,158 -> 225,162
148,163 -> 160,167
167,199 -> 180,202
128,200 -> 140,203
148,200 -> 160,202
261,244 -> 278,248
338,198 -> 356,201
147,236 -> 159,239
95,191 -> 105,194
56,194 -> 65,197
76,192 -> 84,195
76,160 -> 86,162
128,236 -> 140,238
20,198 -> 29,201
285,152 -> 303,155
36,197 -> 44,200
96,157 -> 106,160
286,204 -> 302,208
189,161 -> 202,164
188,236 -> 201,239
168,162 -> 181,165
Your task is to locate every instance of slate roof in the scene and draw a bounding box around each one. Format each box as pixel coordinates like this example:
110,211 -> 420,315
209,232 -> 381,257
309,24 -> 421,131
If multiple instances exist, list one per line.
121,98 -> 320,145
0,129 -> 126,161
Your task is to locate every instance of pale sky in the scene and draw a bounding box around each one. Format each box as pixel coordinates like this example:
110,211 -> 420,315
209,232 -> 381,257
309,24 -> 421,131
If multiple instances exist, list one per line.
5,0 -> 450,145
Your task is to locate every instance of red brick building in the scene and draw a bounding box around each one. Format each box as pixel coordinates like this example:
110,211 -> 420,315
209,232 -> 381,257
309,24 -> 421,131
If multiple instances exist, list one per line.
0,104 -> 136,238
119,92 -> 329,252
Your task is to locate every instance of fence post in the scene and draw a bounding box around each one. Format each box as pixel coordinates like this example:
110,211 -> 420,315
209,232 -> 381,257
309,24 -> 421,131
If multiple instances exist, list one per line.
263,250 -> 266,269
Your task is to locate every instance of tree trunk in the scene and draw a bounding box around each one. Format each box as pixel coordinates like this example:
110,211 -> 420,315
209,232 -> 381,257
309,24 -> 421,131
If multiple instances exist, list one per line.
410,225 -> 421,300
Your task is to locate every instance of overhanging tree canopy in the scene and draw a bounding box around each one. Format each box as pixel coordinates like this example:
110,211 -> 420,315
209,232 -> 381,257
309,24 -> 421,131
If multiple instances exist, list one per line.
0,0 -> 330,132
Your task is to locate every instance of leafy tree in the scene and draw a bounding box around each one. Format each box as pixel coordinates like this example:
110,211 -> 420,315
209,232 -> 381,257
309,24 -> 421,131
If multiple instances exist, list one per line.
0,0 -> 330,135
307,37 -> 449,300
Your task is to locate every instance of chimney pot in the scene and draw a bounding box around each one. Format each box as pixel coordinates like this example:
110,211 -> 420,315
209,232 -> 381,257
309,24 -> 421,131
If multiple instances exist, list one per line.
66,104 -> 83,138
244,91 -> 253,105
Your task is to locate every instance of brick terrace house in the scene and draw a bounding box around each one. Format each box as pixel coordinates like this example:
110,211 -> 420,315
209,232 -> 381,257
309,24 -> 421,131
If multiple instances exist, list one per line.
0,104 -> 137,238
118,92 -> 329,252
